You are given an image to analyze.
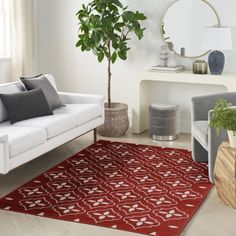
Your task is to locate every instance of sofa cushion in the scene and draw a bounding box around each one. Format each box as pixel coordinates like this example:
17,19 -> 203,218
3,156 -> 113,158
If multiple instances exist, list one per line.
0,82 -> 25,123
13,114 -> 76,139
192,120 -> 208,150
53,104 -> 102,126
0,88 -> 53,124
0,122 -> 47,157
20,74 -> 64,110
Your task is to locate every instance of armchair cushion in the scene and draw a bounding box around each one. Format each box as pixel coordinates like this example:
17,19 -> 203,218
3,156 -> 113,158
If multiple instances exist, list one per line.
192,120 -> 208,150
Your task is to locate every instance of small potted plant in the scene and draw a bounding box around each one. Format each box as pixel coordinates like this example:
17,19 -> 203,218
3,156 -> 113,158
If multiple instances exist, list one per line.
76,0 -> 146,137
210,98 -> 236,147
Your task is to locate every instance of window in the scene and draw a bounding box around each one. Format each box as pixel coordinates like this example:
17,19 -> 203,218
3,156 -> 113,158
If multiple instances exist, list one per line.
0,0 -> 11,58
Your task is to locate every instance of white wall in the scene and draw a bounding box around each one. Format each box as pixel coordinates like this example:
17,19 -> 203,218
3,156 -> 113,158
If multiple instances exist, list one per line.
35,0 -> 236,129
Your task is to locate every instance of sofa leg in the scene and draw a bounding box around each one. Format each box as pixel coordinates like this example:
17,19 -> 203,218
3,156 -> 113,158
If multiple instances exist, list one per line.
94,128 -> 97,143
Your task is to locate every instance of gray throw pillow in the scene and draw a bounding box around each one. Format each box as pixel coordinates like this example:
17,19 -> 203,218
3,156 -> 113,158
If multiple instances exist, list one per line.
0,88 -> 53,124
20,74 -> 64,110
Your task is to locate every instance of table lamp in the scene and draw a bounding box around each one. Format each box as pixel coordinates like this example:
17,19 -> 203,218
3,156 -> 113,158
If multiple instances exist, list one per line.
202,26 -> 232,75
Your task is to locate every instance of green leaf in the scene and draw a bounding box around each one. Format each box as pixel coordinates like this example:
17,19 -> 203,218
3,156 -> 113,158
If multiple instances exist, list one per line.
111,51 -> 117,63
76,40 -> 82,47
136,12 -> 147,21
112,0 -> 123,8
95,32 -> 101,43
119,41 -> 126,50
133,21 -> 141,29
112,40 -> 119,49
122,11 -> 137,22
135,28 -> 145,39
123,5 -> 128,11
76,9 -> 84,16
109,5 -> 118,12
114,22 -> 125,32
98,51 -> 104,62
118,50 -> 127,60
81,24 -> 89,33
81,44 -> 86,52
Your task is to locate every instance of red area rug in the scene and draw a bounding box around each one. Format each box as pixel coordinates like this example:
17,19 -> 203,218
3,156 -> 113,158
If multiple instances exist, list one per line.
0,140 -> 213,236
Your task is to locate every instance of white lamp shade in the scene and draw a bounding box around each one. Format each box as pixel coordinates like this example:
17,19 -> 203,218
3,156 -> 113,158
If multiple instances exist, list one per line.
202,27 -> 232,50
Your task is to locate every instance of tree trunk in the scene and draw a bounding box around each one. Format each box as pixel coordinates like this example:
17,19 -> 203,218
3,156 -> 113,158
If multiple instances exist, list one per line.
107,43 -> 112,108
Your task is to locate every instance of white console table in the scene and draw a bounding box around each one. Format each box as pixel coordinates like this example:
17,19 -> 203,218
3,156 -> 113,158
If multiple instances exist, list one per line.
132,70 -> 236,134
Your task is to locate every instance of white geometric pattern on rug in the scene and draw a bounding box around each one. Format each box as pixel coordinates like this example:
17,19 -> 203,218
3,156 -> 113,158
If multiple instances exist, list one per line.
0,141 -> 213,236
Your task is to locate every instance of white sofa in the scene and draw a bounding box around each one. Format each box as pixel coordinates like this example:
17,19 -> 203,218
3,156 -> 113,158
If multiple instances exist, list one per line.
0,74 -> 105,174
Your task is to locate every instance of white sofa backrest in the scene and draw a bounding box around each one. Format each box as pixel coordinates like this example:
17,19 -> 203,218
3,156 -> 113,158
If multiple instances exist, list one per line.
0,74 -> 57,123
0,82 -> 25,122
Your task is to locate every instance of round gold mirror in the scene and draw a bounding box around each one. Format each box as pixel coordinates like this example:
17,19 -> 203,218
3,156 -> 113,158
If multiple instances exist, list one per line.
161,0 -> 220,58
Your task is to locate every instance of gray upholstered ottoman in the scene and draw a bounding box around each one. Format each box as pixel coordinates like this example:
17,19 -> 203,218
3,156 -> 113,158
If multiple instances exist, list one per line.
149,103 -> 179,141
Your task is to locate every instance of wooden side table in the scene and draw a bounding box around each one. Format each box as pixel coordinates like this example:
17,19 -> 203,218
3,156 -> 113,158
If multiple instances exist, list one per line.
214,142 -> 236,208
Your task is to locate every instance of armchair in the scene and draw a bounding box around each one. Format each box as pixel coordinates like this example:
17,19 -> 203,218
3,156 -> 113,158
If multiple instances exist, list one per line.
191,92 -> 236,183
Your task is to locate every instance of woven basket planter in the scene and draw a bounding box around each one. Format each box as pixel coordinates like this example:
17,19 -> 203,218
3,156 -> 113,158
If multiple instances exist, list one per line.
98,103 -> 129,137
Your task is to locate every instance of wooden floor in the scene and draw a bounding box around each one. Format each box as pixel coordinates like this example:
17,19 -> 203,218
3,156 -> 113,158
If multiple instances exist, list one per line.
0,131 -> 236,236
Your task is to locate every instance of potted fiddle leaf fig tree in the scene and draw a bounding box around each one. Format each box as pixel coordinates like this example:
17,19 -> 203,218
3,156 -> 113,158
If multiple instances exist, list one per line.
210,99 -> 236,148
76,0 -> 146,137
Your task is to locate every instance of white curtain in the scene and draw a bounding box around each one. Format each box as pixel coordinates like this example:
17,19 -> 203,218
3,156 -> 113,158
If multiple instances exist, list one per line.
10,0 -> 36,80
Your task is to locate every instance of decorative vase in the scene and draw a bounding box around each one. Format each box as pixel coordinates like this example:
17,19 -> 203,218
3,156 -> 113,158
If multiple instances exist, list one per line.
159,45 -> 169,67
192,60 -> 208,74
167,50 -> 177,68
98,103 -> 129,137
208,50 -> 225,75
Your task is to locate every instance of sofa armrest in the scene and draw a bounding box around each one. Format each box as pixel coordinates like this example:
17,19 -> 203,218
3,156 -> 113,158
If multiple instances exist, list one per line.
58,92 -> 105,105
191,92 -> 236,121
0,134 -> 9,174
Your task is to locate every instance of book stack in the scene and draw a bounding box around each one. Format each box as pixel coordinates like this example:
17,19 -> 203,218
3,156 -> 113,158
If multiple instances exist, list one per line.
151,65 -> 184,73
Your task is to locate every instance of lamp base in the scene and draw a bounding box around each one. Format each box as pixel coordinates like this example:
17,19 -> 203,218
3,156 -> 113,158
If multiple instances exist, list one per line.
208,50 -> 225,75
